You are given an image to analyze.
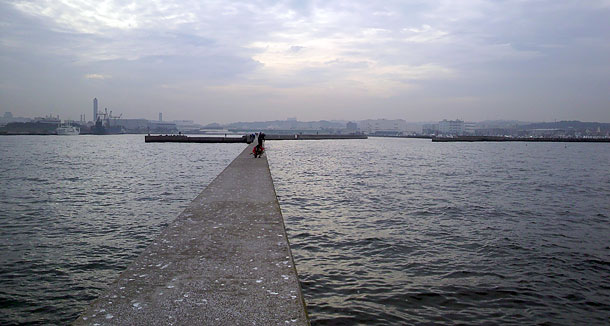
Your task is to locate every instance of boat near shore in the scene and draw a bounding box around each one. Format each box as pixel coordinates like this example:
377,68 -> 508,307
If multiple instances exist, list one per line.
56,124 -> 80,135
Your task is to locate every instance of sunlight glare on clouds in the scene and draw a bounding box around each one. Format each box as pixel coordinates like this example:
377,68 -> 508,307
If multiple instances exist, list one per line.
84,73 -> 110,79
14,0 -> 141,33
247,7 -> 454,96
403,25 -> 449,43
12,0 -> 201,35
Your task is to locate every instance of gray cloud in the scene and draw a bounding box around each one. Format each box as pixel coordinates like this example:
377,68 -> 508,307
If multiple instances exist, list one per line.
1,0 -> 609,123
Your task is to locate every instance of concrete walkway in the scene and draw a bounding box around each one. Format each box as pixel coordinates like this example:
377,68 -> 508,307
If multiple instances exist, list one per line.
74,144 -> 309,325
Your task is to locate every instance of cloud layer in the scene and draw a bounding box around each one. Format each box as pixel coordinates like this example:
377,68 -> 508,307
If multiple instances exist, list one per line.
1,0 -> 609,122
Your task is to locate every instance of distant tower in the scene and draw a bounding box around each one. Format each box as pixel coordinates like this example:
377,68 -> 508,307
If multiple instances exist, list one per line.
159,112 -> 162,122
93,98 -> 98,122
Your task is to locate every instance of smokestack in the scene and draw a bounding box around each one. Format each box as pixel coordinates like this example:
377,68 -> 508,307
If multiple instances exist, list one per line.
93,98 -> 98,122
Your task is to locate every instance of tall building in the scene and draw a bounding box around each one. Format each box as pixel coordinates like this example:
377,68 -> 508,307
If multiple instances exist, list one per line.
439,119 -> 465,135
93,98 -> 98,122
464,122 -> 477,135
422,123 -> 439,135
358,119 -> 407,134
159,112 -> 162,122
346,121 -> 357,131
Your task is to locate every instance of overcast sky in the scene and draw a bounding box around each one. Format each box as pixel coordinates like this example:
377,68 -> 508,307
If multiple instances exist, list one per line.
1,0 -> 609,123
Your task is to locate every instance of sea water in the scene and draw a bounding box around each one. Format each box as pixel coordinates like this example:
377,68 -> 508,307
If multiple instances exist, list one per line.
1,135 -> 608,325
0,135 -> 244,325
267,138 -> 610,325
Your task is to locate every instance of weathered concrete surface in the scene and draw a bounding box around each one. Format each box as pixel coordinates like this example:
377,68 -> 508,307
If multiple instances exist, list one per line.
74,144 -> 309,326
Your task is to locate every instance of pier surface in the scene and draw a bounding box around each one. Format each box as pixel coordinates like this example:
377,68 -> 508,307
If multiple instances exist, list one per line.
74,144 -> 309,325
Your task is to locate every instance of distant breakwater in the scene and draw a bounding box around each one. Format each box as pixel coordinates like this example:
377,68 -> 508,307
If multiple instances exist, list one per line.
431,136 -> 610,142
145,134 -> 367,143
370,135 -> 610,142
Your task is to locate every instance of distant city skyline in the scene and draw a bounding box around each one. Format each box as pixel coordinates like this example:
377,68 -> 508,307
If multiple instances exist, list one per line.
1,1 -> 609,123
4,108 -> 610,127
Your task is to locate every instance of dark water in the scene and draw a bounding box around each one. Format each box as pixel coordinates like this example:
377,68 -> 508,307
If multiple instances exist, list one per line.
267,138 -> 610,325
0,135 -> 244,325
2,136 -> 609,325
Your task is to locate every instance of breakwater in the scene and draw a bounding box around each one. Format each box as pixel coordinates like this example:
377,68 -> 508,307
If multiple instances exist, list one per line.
432,136 -> 610,142
266,134 -> 367,140
145,135 -> 247,143
369,135 -> 433,139
145,134 -> 367,143
73,144 -> 308,325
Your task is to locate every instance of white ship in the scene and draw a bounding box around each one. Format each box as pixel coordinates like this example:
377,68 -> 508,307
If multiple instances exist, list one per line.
56,124 -> 80,135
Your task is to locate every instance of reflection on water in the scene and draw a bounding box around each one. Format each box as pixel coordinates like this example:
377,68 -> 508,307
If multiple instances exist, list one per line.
268,138 -> 610,325
0,135 -> 244,325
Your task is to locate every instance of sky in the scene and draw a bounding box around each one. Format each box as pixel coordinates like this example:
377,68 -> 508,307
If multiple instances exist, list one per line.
1,0 -> 609,123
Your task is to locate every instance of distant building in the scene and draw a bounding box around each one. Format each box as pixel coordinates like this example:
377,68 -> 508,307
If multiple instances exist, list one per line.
148,120 -> 177,133
346,121 -> 357,131
93,98 -> 98,122
159,112 -> 163,122
529,129 -> 563,137
405,123 -> 423,134
358,119 -> 407,134
105,118 -> 180,133
474,128 -> 515,136
0,112 -> 31,126
173,120 -> 203,132
33,115 -> 61,125
422,123 -> 439,135
438,119 -> 465,135
108,118 -> 149,132
464,122 -> 477,135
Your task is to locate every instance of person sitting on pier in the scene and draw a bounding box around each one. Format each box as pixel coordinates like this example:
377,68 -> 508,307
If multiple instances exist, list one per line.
253,144 -> 264,158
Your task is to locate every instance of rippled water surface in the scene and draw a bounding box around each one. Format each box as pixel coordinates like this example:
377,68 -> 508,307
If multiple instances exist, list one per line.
0,135 -> 244,325
267,138 -> 610,325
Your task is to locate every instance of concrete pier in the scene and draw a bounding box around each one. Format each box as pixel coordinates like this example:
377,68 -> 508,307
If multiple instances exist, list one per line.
73,144 -> 309,325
